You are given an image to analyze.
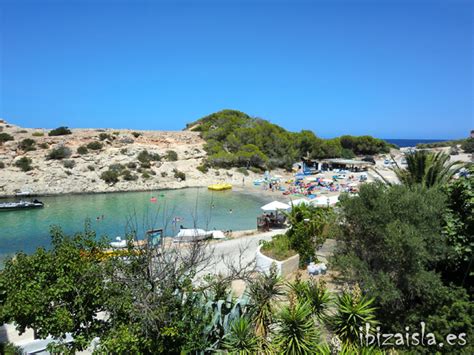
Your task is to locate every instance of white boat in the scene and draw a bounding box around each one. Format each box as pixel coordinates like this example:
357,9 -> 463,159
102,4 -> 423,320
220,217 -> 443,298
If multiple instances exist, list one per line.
15,189 -> 33,197
110,237 -> 127,248
173,228 -> 213,242
0,199 -> 44,212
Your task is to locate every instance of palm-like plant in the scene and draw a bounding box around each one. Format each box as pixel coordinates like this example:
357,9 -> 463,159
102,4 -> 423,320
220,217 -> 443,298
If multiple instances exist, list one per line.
273,300 -> 321,354
331,284 -> 378,344
289,276 -> 331,322
392,151 -> 462,188
222,317 -> 260,354
246,263 -> 284,338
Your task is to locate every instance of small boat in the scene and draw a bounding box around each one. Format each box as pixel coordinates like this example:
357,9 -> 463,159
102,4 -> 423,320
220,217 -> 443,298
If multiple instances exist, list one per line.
208,183 -> 232,191
15,189 -> 33,197
0,199 -> 44,212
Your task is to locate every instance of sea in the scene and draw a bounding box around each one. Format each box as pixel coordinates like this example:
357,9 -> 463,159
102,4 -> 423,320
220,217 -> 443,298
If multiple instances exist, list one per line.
383,139 -> 448,148
0,187 -> 273,265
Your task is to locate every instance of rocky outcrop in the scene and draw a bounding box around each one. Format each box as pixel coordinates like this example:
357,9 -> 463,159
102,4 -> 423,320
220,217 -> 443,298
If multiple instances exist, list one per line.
0,121 -> 261,197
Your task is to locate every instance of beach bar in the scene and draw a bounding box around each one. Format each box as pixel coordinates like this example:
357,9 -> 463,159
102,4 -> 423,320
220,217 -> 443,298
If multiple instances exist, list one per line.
302,158 -> 373,173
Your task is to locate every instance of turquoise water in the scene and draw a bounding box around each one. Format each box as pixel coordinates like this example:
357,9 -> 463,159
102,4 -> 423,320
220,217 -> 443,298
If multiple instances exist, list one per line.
0,188 -> 270,263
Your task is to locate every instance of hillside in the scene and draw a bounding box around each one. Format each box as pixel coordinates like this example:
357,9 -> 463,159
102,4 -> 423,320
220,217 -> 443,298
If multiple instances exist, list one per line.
187,109 -> 394,170
0,119 -> 265,197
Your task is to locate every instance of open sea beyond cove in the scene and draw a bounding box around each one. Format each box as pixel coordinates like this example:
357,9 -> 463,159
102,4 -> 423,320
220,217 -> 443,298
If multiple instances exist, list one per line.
383,138 -> 448,147
0,187 -> 271,264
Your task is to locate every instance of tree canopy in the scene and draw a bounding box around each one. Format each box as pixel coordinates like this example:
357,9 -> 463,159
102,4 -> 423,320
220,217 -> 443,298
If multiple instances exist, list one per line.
187,109 -> 392,170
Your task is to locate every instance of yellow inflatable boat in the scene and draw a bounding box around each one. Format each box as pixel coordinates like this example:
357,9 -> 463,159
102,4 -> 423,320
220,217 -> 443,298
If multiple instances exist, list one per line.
208,183 -> 233,191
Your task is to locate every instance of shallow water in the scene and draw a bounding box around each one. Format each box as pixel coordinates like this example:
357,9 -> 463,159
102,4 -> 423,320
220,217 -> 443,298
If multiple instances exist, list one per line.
0,188 -> 271,263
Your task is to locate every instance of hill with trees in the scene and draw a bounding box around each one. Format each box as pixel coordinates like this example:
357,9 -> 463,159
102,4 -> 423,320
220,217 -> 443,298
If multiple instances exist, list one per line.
186,109 -> 393,170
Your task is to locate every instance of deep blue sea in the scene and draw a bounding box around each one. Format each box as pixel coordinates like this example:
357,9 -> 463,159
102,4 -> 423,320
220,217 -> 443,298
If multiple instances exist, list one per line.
383,139 -> 448,148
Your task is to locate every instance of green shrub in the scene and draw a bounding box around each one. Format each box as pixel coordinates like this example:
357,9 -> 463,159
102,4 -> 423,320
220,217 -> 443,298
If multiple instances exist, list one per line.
99,133 -> 111,141
0,132 -> 14,143
260,234 -> 297,261
32,132 -> 44,137
0,161 -> 5,168
18,138 -> 36,152
160,171 -> 168,177
48,126 -> 71,136
141,171 -> 151,179
109,163 -> 126,174
120,148 -> 128,154
249,166 -> 262,174
86,141 -> 103,150
113,131 -> 120,135
127,162 -> 137,169
131,132 -> 141,138
172,168 -> 186,181
137,150 -> 160,163
196,164 -> 209,173
47,146 -> 72,160
87,165 -> 95,171
38,142 -> 49,149
165,150 -> 178,161
236,167 -> 249,176
140,161 -> 151,169
461,138 -> 474,153
77,145 -> 89,155
14,157 -> 33,172
63,160 -> 75,169
122,169 -> 138,181
100,170 -> 119,184
17,130 -> 28,133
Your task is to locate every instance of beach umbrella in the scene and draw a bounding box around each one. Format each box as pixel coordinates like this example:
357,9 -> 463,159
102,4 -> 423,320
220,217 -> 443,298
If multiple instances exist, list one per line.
260,200 -> 291,212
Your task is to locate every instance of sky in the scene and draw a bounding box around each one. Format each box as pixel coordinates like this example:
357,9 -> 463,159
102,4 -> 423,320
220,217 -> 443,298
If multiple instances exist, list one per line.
0,0 -> 472,139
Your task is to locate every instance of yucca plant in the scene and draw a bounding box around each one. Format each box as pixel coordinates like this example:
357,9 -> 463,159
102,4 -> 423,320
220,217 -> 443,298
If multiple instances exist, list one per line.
273,300 -> 321,354
331,284 -> 378,344
222,317 -> 260,354
289,275 -> 331,322
246,263 -> 284,338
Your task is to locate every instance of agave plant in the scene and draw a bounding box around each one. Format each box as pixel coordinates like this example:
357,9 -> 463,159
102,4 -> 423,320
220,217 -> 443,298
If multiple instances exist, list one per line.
391,151 -> 463,188
273,300 -> 321,354
222,317 -> 260,354
331,284 -> 378,344
289,275 -> 331,322
246,263 -> 285,338
203,290 -> 251,350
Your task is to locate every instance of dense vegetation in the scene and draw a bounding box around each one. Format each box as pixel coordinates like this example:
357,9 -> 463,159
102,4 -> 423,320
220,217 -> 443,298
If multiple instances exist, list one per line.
0,230 -> 378,354
333,164 -> 473,353
187,110 -> 392,170
416,138 -> 467,149
48,126 -> 72,136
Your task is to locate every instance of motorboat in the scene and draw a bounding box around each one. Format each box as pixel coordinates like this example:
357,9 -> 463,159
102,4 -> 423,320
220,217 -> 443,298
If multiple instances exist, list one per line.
0,199 -> 44,211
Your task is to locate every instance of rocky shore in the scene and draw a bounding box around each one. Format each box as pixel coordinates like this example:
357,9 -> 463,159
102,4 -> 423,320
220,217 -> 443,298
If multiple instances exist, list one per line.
0,120 -> 269,197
